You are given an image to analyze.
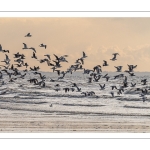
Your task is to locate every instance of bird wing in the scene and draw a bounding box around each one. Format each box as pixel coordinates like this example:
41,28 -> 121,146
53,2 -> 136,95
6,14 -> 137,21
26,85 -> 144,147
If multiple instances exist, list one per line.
103,73 -> 108,78
83,51 -> 86,57
5,54 -> 9,60
99,84 -> 102,88
112,54 -> 116,59
54,54 -> 59,61
29,47 -> 36,52
80,58 -> 84,64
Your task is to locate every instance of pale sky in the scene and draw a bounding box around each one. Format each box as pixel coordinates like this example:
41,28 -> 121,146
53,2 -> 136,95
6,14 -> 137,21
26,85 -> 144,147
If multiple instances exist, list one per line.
0,18 -> 150,72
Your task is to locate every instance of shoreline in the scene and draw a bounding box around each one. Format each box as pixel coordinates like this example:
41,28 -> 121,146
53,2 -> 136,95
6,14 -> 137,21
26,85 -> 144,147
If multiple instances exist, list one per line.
0,115 -> 150,132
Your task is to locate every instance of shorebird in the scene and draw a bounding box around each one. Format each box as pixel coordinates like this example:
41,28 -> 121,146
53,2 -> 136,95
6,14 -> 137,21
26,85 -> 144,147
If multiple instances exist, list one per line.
127,64 -> 137,72
99,84 -> 105,90
110,91 -> 114,97
2,50 -> 9,53
141,89 -> 148,95
1,54 -> 10,65
23,63 -> 29,68
14,52 -> 22,58
27,78 -> 38,84
31,52 -> 37,59
114,66 -> 122,72
93,65 -> 102,74
110,53 -> 119,61
123,82 -> 128,88
102,74 -> 110,81
103,60 -> 109,66
131,82 -> 136,87
81,92 -> 87,96
5,54 -> 10,61
111,86 -> 117,90
141,79 -> 147,85
63,88 -> 70,93
39,43 -> 47,49
25,33 -> 32,37
76,86 -> 81,92
88,77 -> 93,83
22,43 -> 28,49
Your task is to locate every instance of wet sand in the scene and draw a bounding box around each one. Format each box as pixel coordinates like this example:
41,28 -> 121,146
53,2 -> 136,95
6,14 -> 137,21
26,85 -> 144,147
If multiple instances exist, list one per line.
0,114 -> 150,132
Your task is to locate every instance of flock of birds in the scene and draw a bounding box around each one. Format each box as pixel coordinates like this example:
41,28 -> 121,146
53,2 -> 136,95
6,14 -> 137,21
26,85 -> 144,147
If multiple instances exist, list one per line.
0,32 -> 148,103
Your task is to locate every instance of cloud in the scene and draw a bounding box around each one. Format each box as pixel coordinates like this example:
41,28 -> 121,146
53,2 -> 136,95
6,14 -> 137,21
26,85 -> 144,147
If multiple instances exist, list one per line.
0,18 -> 150,72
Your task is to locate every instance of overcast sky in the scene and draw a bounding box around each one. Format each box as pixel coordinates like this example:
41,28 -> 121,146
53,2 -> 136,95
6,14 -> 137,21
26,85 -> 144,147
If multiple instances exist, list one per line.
0,18 -> 150,72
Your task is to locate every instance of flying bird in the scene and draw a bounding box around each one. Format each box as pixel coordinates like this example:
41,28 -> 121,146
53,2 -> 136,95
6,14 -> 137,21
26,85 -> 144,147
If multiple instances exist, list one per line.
99,84 -> 105,90
103,60 -> 109,66
114,66 -> 122,72
44,54 -> 50,60
31,52 -> 37,59
110,53 -> 119,61
22,43 -> 28,49
25,33 -> 32,37
39,43 -> 47,49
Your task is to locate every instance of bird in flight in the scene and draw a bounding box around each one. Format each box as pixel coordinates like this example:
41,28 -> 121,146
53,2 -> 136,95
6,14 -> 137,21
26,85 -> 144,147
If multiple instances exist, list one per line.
25,33 -> 32,37
39,43 -> 47,49
110,53 -> 119,61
